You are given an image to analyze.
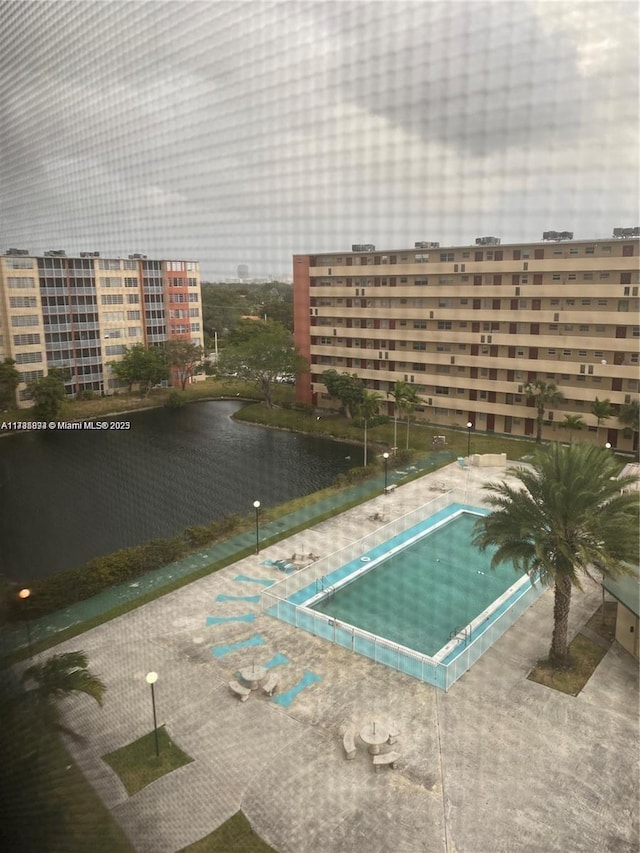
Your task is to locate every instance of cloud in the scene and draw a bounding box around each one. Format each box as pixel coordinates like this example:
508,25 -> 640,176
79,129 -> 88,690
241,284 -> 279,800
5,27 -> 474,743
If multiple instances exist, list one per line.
0,0 -> 637,278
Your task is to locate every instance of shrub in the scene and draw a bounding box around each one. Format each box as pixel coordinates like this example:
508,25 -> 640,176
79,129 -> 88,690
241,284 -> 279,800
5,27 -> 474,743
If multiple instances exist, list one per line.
393,448 -> 416,464
165,391 -> 185,409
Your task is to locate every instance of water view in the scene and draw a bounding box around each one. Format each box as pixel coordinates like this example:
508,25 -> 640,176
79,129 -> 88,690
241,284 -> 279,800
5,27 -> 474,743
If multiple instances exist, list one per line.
0,400 -> 361,582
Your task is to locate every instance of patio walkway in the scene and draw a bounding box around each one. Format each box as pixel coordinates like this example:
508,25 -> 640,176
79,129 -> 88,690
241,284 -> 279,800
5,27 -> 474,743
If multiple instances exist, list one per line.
12,460 -> 639,853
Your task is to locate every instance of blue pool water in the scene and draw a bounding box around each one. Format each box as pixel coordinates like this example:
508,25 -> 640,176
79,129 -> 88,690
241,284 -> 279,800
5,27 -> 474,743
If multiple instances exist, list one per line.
306,508 -> 525,657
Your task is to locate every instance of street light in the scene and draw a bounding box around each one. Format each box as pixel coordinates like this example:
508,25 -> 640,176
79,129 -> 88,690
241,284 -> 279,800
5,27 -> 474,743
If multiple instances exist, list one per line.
253,500 -> 261,554
18,588 -> 33,658
466,422 -> 473,458
383,452 -> 389,493
145,671 -> 160,758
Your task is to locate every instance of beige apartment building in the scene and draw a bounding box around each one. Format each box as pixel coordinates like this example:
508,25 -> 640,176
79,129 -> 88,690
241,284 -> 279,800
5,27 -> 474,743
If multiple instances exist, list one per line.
0,249 -> 202,407
293,233 -> 639,453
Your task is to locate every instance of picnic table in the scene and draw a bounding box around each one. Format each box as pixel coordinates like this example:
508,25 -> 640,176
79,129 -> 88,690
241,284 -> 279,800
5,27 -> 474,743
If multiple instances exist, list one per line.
359,720 -> 390,755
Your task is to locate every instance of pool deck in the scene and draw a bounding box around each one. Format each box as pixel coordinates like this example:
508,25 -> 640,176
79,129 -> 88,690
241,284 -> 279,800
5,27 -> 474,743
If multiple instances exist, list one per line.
22,460 -> 639,853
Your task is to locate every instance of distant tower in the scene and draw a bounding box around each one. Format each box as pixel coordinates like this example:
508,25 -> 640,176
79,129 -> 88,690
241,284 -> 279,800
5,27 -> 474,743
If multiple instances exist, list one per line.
237,264 -> 249,280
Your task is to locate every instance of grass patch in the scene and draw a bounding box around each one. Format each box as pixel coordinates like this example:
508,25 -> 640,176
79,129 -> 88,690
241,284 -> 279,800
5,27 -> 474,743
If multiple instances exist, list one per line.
181,811 -> 276,853
0,379 -> 291,426
103,726 -> 193,796
527,609 -> 614,696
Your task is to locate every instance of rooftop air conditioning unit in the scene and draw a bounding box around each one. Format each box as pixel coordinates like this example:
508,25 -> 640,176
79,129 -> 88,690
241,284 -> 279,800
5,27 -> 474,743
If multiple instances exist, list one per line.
475,236 -> 501,245
613,227 -> 640,238
128,253 -> 148,259
414,241 -> 440,249
351,244 -> 375,252
80,251 -> 100,258
44,250 -> 67,257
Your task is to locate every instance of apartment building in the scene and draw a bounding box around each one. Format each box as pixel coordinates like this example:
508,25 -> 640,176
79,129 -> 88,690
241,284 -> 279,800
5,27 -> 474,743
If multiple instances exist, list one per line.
293,233 -> 639,452
0,250 -> 202,407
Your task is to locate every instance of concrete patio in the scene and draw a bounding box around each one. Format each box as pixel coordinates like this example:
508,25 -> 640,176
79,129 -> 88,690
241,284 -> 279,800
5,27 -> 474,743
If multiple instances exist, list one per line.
29,461 -> 639,853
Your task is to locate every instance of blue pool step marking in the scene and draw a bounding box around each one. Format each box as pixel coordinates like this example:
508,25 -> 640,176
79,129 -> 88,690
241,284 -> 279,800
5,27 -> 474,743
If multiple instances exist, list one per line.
215,594 -> 261,603
234,574 -> 275,586
206,613 -> 255,626
211,634 -> 265,658
264,652 -> 290,669
272,671 -> 322,708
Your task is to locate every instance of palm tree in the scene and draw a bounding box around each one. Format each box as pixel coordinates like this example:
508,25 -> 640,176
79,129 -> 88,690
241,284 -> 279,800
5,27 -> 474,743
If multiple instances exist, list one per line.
618,399 -> 639,456
390,381 -> 421,451
390,381 -> 410,454
524,380 -> 565,444
472,443 -> 639,668
401,386 -> 421,450
358,390 -> 383,467
558,413 -> 585,445
591,397 -> 613,444
22,651 -> 106,734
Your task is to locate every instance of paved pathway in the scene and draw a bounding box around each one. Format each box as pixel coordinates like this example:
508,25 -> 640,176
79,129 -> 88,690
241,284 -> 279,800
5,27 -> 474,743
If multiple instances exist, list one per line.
17,461 -> 639,853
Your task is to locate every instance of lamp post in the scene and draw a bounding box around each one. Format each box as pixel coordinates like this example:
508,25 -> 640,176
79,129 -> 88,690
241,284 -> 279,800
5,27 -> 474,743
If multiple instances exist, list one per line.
253,500 -> 261,554
18,588 -> 33,658
466,422 -> 473,458
145,672 -> 160,758
383,452 -> 389,493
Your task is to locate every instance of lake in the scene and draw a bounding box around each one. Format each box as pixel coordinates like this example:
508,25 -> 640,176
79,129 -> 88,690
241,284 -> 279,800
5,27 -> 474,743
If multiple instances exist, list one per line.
0,400 -> 362,581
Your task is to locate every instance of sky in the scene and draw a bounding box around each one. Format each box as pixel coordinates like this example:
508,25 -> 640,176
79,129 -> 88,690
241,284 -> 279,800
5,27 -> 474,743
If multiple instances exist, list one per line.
1,0 -> 638,280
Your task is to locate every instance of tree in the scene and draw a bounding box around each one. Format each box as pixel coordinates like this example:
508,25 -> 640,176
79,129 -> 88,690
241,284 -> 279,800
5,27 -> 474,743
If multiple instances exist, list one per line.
559,414 -> 585,445
390,381 -> 421,450
112,344 -> 169,397
591,396 -> 613,443
22,650 -> 106,734
402,386 -> 421,449
217,320 -> 307,408
524,380 -> 565,443
0,358 -> 20,409
29,370 -> 66,420
165,340 -> 204,390
322,370 -> 364,419
618,399 -> 639,455
472,443 -> 639,668
357,390 -> 383,467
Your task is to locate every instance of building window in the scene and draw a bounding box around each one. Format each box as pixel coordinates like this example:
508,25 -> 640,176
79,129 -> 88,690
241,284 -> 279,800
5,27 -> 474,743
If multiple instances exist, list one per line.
7,276 -> 35,288
15,351 -> 42,364
13,333 -> 41,346
6,257 -> 34,270
11,315 -> 39,327
9,296 -> 37,308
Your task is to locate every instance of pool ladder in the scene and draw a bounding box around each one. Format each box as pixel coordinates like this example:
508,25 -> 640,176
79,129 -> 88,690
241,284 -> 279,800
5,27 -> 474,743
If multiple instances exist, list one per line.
449,624 -> 471,646
316,576 -> 336,599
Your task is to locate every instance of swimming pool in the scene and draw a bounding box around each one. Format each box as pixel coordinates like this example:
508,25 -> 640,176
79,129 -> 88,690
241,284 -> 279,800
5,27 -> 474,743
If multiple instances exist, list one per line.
261,492 -> 546,690
309,512 -> 521,657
